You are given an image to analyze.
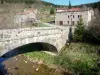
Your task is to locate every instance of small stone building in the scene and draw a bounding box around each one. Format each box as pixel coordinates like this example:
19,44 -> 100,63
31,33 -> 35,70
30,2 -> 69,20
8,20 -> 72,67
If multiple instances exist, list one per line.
15,9 -> 37,26
55,8 -> 94,26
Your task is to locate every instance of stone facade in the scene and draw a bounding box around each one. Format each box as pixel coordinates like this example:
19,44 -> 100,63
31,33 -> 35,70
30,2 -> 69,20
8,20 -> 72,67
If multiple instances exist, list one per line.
0,27 -> 69,56
55,8 -> 94,26
15,9 -> 37,26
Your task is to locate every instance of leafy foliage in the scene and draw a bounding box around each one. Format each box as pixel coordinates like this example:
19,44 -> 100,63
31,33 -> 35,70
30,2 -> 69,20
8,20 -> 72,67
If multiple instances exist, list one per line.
55,43 -> 100,75
74,1 -> 100,11
68,27 -> 73,42
73,17 -> 85,42
85,1 -> 100,11
68,1 -> 72,9
50,7 -> 55,14
4,0 -> 63,7
84,15 -> 100,44
25,42 -> 100,75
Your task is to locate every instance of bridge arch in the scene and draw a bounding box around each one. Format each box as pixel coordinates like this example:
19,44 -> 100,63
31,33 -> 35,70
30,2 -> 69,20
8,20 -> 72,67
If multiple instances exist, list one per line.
0,26 -> 69,57
1,42 -> 58,58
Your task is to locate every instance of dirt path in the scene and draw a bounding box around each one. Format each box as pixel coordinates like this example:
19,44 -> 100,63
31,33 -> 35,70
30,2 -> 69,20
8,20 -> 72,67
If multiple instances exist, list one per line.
43,51 -> 57,56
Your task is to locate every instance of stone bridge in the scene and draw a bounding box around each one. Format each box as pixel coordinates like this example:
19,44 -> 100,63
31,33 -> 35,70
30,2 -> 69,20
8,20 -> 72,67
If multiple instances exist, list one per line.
0,26 -> 70,56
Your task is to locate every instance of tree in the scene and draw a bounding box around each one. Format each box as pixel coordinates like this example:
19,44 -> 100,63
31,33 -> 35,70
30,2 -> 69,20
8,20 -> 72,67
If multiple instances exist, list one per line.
50,7 -> 55,15
73,17 -> 85,42
84,14 -> 100,44
68,27 -> 73,42
68,0 -> 71,9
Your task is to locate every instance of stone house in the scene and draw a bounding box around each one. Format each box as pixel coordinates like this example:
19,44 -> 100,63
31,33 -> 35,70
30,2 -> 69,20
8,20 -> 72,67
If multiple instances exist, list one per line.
55,8 -> 94,26
15,9 -> 37,26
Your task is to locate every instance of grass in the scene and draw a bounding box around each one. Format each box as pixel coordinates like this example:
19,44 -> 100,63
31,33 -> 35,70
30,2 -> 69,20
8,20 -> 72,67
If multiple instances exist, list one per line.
55,43 -> 100,75
24,42 -> 100,75
38,23 -> 51,27
25,51 -> 55,65
41,16 -> 55,23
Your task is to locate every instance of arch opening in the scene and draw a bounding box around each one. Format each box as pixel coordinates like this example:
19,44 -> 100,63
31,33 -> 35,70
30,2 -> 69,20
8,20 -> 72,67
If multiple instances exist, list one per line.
1,42 -> 58,58
0,42 -> 58,75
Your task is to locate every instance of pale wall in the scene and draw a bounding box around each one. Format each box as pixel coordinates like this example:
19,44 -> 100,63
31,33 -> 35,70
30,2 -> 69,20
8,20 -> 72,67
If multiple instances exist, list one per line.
55,10 -> 94,26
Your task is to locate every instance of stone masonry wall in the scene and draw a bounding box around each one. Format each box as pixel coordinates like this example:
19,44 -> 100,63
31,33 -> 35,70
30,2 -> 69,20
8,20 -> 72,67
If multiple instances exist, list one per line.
0,27 -> 69,56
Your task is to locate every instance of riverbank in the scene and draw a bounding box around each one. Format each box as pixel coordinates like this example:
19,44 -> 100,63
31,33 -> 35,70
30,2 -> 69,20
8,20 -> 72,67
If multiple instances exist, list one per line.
0,42 -> 100,75
0,54 -> 71,75
25,42 -> 100,75
55,42 -> 100,75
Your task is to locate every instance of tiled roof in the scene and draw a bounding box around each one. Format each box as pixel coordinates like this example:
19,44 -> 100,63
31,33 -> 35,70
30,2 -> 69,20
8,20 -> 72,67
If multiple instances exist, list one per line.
56,8 -> 84,12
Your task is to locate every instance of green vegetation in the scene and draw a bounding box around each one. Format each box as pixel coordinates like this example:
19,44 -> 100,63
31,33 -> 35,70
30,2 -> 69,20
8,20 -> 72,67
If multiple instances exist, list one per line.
41,16 -> 55,23
68,27 -> 73,42
25,43 -> 100,75
4,0 -> 63,7
25,51 -> 55,65
38,23 -> 51,27
2,0 -> 100,75
83,1 -> 100,10
3,0 -> 100,11
84,15 -> 100,44
50,7 -> 55,15
73,17 -> 85,42
19,23 -> 51,28
74,1 -> 100,11
4,0 -> 100,10
55,43 -> 100,75
68,1 -> 72,9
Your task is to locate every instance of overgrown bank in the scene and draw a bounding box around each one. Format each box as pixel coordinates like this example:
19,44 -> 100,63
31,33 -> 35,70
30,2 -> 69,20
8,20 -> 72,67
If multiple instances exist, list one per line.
25,43 -> 100,75
55,43 -> 100,75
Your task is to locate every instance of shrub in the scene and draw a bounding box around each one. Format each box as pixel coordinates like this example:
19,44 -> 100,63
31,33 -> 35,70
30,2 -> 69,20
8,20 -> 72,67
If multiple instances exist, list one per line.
84,16 -> 100,44
54,43 -> 100,75
50,7 -> 55,15
73,17 -> 85,42
68,27 -> 73,42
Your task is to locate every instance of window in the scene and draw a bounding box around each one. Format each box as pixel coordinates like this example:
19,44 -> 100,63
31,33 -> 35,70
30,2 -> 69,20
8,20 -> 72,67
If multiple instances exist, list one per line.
68,15 -> 70,18
73,15 -> 74,18
78,15 -> 82,18
68,21 -> 69,24
59,21 -> 63,25
78,15 -> 80,18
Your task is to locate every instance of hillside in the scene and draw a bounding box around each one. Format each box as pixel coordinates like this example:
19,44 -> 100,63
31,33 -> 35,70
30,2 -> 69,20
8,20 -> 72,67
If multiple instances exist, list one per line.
75,1 -> 100,11
3,0 -> 100,10
84,1 -> 100,9
0,0 -> 99,29
4,0 -> 63,7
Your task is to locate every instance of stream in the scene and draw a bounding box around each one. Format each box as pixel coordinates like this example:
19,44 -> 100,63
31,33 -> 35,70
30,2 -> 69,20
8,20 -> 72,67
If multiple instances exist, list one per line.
0,55 -> 71,75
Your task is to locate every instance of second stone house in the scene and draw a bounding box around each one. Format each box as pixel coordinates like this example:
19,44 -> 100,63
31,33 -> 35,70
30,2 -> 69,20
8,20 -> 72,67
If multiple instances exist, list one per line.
55,8 -> 94,26
15,9 -> 37,26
